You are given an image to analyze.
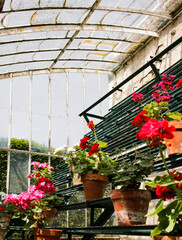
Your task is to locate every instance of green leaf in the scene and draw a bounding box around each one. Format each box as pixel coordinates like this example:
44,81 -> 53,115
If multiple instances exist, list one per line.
24,221 -> 35,230
159,102 -> 168,107
165,112 -> 182,121
146,199 -> 164,217
151,225 -> 163,237
96,140 -> 107,148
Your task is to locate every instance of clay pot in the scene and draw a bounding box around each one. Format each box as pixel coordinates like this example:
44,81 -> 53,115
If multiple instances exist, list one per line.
164,120 -> 182,156
110,188 -> 151,225
153,236 -> 182,240
0,214 -> 12,239
81,173 -> 109,201
33,229 -> 63,240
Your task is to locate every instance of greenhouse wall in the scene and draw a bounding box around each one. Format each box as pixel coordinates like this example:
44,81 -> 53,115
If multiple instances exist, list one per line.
109,13 -> 182,107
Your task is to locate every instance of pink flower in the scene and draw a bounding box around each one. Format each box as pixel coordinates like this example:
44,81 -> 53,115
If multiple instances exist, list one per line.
27,173 -> 34,179
131,92 -> 144,103
28,185 -> 37,192
32,190 -> 45,201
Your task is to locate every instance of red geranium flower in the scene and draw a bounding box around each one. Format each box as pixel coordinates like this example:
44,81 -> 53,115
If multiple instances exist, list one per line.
0,206 -> 4,211
80,136 -> 89,149
88,143 -> 99,156
131,110 -> 150,128
136,119 -> 175,148
176,77 -> 182,88
87,121 -> 95,130
156,185 -> 175,201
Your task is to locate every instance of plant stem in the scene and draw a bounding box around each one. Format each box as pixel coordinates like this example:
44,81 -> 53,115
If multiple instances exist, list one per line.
93,128 -> 98,141
159,144 -> 182,198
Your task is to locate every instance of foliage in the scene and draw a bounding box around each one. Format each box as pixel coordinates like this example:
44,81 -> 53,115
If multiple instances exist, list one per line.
55,121 -> 115,178
109,146 -> 154,191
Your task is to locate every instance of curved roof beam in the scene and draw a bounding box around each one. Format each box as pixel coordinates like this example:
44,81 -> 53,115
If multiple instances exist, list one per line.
1,7 -> 172,19
0,58 -> 120,68
0,48 -> 132,58
0,36 -> 144,46
0,24 -> 159,37
0,68 -> 113,79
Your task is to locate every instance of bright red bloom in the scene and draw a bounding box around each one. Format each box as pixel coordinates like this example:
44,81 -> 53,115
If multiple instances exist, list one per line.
0,206 -> 4,211
156,185 -> 175,201
88,143 -> 99,156
131,110 -> 150,128
136,119 -> 175,148
80,136 -> 89,149
131,92 -> 144,103
176,78 -> 182,88
87,121 -> 95,130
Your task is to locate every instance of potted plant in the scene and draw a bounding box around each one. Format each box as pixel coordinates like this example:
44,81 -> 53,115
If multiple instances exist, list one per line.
4,162 -> 63,240
0,192 -> 14,239
131,74 -> 182,155
109,146 -> 154,225
61,121 -> 115,201
131,74 -> 182,238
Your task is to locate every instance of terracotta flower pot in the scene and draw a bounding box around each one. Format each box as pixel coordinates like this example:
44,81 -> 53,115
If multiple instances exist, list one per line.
164,120 -> 182,156
153,236 -> 182,240
81,173 -> 109,201
110,188 -> 151,225
33,229 -> 63,240
0,214 -> 12,239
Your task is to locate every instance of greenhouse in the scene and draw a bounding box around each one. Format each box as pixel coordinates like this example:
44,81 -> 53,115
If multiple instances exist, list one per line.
0,0 -> 182,239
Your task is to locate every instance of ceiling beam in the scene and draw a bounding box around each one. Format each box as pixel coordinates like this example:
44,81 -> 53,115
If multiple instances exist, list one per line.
0,68 -> 113,79
0,24 -> 159,37
1,7 -> 172,19
0,36 -> 143,46
0,48 -> 131,58
0,58 -> 120,68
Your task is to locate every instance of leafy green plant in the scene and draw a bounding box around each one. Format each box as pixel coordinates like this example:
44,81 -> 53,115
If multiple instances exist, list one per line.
110,146 -> 154,191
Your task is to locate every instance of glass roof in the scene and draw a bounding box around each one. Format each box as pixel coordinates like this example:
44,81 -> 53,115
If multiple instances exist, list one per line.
0,0 -> 179,77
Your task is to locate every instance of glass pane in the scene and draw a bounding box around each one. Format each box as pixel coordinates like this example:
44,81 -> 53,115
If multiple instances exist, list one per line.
12,76 -> 29,141
32,74 -> 49,153
51,73 -> 67,150
69,72 -> 84,146
9,152 -> 29,193
0,79 -> 9,148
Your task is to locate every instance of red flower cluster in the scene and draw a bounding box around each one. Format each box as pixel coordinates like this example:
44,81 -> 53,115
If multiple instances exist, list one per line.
136,119 -> 175,148
80,136 -> 89,149
131,110 -> 150,128
37,176 -> 55,194
156,171 -> 182,201
79,121 -> 100,157
87,120 -> 95,130
131,91 -> 144,103
88,143 -> 99,156
156,185 -> 175,201
176,77 -> 182,88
